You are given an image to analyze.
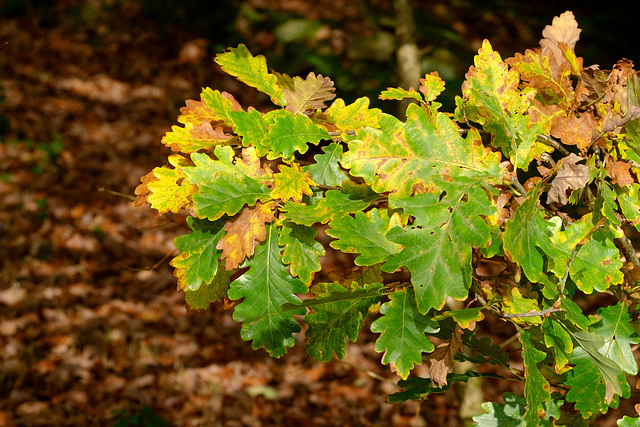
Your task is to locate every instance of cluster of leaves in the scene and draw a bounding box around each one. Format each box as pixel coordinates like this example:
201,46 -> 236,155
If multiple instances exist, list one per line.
136,11 -> 640,425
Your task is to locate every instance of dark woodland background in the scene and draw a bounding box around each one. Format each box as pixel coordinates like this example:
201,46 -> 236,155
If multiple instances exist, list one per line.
1,1 -> 640,426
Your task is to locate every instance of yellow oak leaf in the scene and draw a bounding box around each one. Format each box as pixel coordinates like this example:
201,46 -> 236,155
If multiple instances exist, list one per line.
217,201 -> 276,270
143,155 -> 197,214
270,163 -> 316,202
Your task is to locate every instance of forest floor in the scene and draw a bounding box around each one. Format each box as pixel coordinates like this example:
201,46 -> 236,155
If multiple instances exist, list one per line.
0,1 -> 638,426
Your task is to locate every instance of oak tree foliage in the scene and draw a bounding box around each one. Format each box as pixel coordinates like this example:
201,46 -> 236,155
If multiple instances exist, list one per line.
136,11 -> 640,425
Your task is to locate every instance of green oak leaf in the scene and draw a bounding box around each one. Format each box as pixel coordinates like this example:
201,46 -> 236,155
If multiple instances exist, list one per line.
228,224 -> 308,358
592,302 -> 639,375
371,287 -> 438,379
472,392 -> 561,427
326,208 -> 403,266
190,173 -> 271,221
382,177 -> 494,313
184,261 -> 233,310
260,110 -> 330,160
170,216 -> 226,291
305,281 -> 382,362
548,214 -> 623,294
341,104 -> 501,197
596,181 -> 622,227
618,416 -> 640,426
419,73 -> 446,102
542,317 -> 573,372
303,142 -> 348,186
279,221 -> 325,284
520,328 -> 551,425
161,121 -> 234,153
227,108 -> 274,156
282,184 -> 378,226
462,332 -> 509,367
565,344 -> 628,418
183,149 -> 272,221
503,183 -> 560,294
624,119 -> 640,165
214,44 -> 286,106
615,183 -> 640,232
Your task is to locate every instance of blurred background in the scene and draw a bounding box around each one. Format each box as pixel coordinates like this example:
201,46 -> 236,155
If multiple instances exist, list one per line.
1,1 -> 639,425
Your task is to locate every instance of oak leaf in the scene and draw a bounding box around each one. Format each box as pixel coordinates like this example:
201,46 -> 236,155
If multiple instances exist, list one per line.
178,88 -> 242,127
426,324 -> 463,387
607,161 -> 635,187
550,111 -> 599,150
539,11 -> 581,65
283,72 -> 336,115
271,162 -> 316,202
162,121 -> 234,153
547,153 -> 589,205
216,201 -> 276,270
419,71 -> 446,102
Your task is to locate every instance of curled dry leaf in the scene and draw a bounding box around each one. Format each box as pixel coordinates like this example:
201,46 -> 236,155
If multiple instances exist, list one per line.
425,325 -> 463,388
547,153 -> 589,205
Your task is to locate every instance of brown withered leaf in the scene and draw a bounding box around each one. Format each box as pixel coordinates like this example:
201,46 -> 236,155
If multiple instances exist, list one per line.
284,72 -> 336,115
607,161 -> 635,187
580,66 -> 609,104
217,202 -> 276,270
425,325 -> 463,388
547,153 -> 589,205
539,11 -> 581,64
550,111 -> 599,150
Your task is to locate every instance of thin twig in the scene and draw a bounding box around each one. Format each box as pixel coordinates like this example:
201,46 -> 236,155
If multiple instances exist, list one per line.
98,186 -> 137,202
339,360 -> 398,386
509,175 -> 527,197
536,134 -> 570,156
616,234 -> 640,267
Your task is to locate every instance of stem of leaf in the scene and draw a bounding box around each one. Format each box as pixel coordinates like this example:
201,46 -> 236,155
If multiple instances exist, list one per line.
536,134 -> 570,156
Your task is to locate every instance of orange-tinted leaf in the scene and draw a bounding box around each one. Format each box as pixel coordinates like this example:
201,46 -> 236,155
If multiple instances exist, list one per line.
607,161 -> 635,187
284,72 -> 336,115
162,121 -> 234,153
217,201 -> 276,270
550,111 -> 599,150
134,170 -> 156,207
271,163 -> 316,202
178,88 -> 242,127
